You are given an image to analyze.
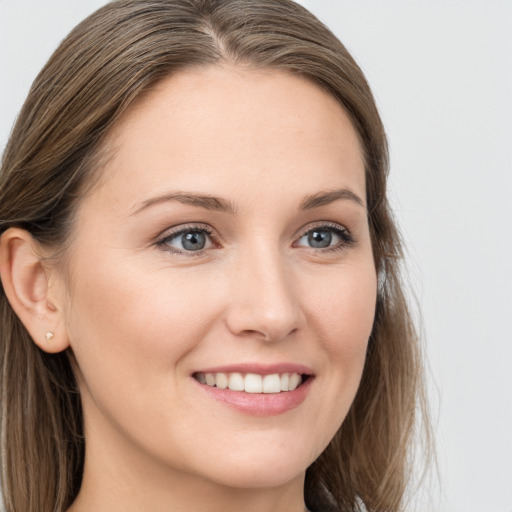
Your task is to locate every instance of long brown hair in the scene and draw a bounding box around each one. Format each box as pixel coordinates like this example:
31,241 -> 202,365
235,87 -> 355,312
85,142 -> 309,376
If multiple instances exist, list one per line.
0,1 -> 431,511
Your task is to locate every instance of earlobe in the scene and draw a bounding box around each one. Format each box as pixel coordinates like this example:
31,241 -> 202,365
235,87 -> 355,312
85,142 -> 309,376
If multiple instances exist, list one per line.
0,228 -> 69,353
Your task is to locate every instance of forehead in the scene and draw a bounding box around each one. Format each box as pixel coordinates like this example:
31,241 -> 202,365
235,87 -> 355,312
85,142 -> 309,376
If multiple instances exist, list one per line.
84,66 -> 366,215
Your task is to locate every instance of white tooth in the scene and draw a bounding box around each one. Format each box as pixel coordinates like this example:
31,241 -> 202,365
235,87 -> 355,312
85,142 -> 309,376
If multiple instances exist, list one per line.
288,373 -> 302,391
215,373 -> 228,389
197,373 -> 206,384
280,373 -> 290,391
228,372 -> 244,391
205,373 -> 216,387
262,374 -> 281,393
244,373 -> 263,393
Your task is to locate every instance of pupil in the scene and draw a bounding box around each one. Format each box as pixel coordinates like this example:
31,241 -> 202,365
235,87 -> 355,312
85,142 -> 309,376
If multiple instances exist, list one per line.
182,231 -> 206,251
309,230 -> 331,248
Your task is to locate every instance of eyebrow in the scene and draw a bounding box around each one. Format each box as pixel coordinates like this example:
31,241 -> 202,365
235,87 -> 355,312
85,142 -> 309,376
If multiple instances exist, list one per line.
300,189 -> 365,210
130,187 -> 365,216
130,192 -> 238,216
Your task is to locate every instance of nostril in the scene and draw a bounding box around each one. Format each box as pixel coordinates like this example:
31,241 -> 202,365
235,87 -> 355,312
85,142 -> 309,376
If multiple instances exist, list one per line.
237,326 -> 298,343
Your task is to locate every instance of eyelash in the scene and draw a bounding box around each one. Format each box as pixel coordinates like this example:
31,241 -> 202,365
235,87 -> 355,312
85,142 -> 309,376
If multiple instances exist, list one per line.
155,222 -> 355,256
155,223 -> 218,255
294,222 -> 356,253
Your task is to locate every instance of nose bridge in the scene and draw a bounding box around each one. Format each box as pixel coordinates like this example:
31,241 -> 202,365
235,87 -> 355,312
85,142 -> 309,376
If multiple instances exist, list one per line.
226,241 -> 303,341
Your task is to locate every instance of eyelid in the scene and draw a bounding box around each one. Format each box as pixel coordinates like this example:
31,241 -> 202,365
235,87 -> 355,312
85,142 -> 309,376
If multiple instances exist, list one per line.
154,220 -> 355,255
293,221 -> 355,250
295,221 -> 349,239
155,223 -> 218,254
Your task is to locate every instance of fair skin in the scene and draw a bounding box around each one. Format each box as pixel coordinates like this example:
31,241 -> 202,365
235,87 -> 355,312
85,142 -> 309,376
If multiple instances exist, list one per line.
0,66 -> 376,512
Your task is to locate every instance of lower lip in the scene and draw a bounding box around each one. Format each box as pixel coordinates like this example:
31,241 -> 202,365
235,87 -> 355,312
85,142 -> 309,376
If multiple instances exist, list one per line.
194,377 -> 313,416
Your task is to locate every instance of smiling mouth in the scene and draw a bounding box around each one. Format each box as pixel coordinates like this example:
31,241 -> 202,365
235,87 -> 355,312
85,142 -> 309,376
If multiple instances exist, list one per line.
193,372 -> 309,394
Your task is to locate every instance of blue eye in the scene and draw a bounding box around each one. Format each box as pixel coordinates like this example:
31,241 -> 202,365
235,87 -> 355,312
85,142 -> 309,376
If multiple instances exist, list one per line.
158,227 -> 213,253
296,225 -> 353,250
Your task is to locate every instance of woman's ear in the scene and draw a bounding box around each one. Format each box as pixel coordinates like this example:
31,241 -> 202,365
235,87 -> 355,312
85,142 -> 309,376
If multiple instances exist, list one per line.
0,228 -> 69,353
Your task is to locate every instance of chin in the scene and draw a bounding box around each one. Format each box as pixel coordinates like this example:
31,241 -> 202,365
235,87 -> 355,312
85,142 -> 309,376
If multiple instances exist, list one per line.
186,438 -> 316,490
203,460 -> 307,490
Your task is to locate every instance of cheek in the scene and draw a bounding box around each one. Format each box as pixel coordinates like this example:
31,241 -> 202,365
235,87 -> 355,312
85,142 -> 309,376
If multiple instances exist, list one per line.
64,255 -> 219,403
308,261 -> 377,353
303,261 -> 376,435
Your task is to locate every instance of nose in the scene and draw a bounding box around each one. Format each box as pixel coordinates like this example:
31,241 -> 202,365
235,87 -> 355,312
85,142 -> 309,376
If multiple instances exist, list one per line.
225,247 -> 305,342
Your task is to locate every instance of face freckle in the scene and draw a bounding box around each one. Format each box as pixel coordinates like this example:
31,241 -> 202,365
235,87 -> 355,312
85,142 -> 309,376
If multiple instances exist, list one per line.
61,66 -> 377,493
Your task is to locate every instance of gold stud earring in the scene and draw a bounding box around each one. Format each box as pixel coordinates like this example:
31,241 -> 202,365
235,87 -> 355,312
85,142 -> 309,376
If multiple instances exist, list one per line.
45,331 -> 54,342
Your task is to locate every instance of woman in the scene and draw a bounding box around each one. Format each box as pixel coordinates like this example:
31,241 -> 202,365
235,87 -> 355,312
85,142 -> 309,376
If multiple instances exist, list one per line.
0,1 -> 430,511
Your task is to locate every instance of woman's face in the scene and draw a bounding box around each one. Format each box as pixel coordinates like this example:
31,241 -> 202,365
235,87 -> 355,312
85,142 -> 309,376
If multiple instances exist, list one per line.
60,66 -> 376,490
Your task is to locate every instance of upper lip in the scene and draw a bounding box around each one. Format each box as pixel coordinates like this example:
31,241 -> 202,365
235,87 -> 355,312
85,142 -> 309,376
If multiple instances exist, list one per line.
193,362 -> 314,376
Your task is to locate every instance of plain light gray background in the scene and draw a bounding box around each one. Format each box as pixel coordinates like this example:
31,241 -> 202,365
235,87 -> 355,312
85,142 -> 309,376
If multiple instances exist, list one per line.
1,1 -> 511,511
